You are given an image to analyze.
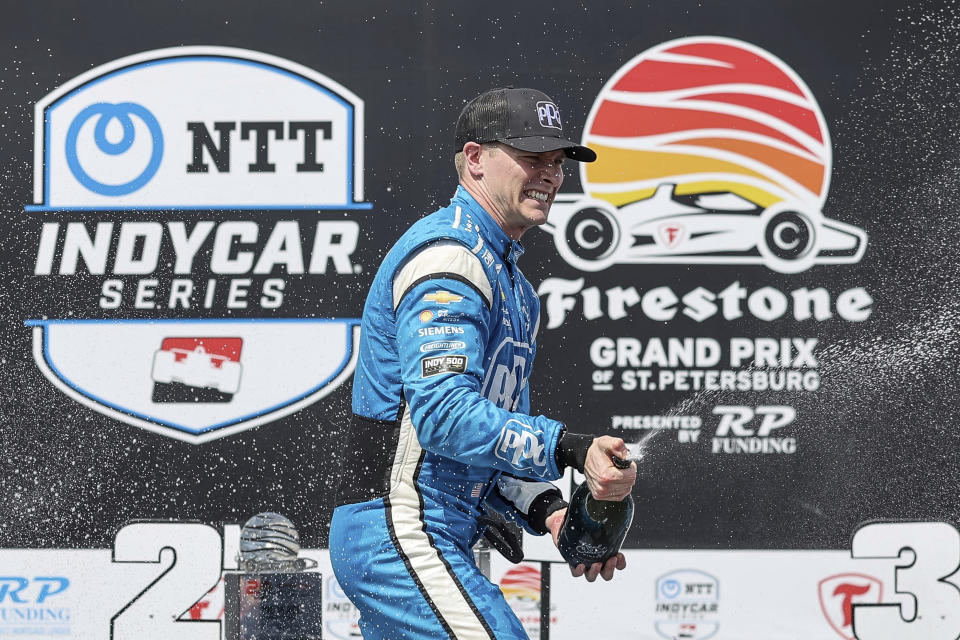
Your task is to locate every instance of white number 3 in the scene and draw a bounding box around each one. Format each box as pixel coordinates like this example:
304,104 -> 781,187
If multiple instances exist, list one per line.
851,521 -> 960,640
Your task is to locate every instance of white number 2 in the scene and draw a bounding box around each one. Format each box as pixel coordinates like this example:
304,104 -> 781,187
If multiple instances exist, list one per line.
111,521 -> 222,640
851,521 -> 960,640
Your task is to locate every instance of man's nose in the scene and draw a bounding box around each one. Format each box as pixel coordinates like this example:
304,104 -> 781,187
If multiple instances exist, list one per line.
540,162 -> 562,183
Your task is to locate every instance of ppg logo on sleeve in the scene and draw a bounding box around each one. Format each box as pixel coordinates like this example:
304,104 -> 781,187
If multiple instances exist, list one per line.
495,419 -> 548,474
536,101 -> 562,129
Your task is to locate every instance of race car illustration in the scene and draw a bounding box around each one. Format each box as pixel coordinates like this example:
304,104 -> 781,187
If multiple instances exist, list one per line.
543,183 -> 867,274
151,344 -> 242,394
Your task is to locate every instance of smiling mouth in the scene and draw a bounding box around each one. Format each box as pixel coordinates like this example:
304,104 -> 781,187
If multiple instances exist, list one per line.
523,189 -> 550,203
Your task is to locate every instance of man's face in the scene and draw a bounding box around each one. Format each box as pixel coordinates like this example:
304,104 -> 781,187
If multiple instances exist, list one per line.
480,143 -> 565,237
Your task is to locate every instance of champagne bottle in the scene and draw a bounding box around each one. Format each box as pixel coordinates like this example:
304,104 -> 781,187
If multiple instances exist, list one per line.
557,461 -> 635,566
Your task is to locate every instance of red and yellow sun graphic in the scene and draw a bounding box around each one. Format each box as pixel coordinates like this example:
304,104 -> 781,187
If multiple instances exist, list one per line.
582,36 -> 830,211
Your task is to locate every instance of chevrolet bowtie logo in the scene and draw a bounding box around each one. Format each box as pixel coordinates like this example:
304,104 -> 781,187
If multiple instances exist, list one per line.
423,291 -> 464,304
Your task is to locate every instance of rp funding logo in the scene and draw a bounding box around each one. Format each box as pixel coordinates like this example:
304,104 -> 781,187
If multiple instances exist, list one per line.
543,36 -> 867,274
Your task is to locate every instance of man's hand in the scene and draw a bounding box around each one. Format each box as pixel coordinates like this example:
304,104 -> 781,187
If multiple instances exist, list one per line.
583,435 -> 637,501
545,508 -> 627,581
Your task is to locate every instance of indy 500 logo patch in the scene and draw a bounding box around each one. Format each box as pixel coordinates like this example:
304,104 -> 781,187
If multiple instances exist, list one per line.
420,355 -> 467,377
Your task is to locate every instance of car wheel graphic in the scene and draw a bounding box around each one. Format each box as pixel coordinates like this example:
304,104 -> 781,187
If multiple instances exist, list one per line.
554,201 -> 621,272
759,204 -> 818,273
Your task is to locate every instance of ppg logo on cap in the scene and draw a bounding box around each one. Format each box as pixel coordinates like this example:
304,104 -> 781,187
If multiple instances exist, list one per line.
536,101 -> 562,129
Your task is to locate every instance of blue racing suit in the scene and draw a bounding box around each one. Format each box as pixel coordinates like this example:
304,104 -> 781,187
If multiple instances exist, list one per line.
329,186 -> 569,639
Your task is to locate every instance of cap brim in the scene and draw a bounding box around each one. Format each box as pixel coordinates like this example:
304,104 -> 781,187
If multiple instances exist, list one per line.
499,135 -> 597,163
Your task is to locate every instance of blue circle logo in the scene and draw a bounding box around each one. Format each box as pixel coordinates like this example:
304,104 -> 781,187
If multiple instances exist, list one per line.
660,579 -> 682,599
65,102 -> 164,196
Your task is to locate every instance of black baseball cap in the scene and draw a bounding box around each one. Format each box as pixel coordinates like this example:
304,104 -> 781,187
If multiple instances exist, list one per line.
455,87 -> 597,162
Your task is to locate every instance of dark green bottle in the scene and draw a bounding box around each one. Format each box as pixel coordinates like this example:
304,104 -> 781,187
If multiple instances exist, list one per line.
557,480 -> 634,566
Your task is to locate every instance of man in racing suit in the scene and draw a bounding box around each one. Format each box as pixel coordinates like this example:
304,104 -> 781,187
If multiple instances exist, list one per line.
330,87 -> 637,639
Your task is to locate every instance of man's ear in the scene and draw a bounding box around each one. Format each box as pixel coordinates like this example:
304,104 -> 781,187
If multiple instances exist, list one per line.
463,141 -> 484,178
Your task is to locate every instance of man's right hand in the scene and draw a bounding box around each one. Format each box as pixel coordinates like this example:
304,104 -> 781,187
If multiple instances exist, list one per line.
583,436 -> 637,501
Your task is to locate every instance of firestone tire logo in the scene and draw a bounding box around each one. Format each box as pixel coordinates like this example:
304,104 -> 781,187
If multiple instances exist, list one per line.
543,36 -> 867,274
818,573 -> 883,640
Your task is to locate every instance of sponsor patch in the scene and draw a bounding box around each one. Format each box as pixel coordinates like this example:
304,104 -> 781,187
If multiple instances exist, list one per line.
421,354 -> 467,377
419,310 -> 435,323
417,325 -> 464,337
419,340 -> 467,353
494,419 -> 547,474
423,290 -> 464,304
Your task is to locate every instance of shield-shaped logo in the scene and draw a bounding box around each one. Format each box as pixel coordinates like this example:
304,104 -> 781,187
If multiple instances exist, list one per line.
654,569 -> 719,640
28,318 -> 360,443
657,222 -> 688,249
818,573 -> 883,640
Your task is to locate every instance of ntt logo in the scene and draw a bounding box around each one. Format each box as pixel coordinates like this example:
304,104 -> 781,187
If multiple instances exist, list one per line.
29,45 -> 369,210
65,102 -> 164,196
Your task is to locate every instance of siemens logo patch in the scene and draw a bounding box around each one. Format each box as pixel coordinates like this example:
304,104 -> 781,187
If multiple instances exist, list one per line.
417,326 -> 465,337
421,355 -> 467,378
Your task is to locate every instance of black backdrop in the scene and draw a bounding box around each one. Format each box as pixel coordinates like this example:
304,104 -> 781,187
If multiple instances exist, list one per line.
1,0 -> 958,551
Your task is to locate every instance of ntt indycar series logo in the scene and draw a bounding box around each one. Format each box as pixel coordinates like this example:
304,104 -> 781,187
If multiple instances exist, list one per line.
654,569 -> 720,640
26,47 -> 367,442
29,46 -> 366,209
542,36 -> 866,275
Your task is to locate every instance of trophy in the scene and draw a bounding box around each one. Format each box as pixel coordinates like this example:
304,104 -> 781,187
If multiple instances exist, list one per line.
224,512 -> 323,640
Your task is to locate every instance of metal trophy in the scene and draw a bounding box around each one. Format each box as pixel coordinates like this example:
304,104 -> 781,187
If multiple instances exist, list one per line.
224,512 -> 323,640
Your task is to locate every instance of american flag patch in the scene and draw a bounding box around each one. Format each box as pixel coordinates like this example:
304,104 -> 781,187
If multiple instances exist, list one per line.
471,483 -> 484,498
